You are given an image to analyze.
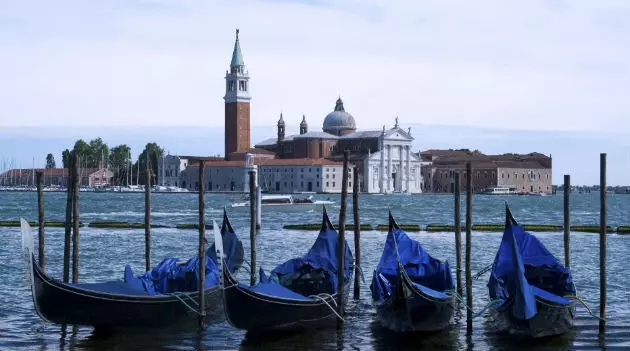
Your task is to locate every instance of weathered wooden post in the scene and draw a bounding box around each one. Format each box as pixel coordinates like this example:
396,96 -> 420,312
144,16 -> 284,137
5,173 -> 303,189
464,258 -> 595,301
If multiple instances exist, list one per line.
256,185 -> 262,230
71,152 -> 80,283
63,152 -> 73,283
454,172 -> 462,297
599,153 -> 607,335
352,168 -> 361,300
35,171 -> 45,271
249,170 -> 257,286
465,162 -> 473,332
198,159 -> 206,328
144,151 -> 151,272
563,174 -> 571,268
337,150 -> 349,326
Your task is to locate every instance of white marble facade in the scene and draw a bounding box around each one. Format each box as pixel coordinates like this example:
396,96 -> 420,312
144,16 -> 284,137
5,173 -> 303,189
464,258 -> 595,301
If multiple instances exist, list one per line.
363,126 -> 423,194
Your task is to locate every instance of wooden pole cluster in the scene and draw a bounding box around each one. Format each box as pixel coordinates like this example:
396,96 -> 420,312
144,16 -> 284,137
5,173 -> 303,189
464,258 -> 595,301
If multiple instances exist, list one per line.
63,152 -> 74,283
198,160 -> 206,328
599,153 -> 607,335
144,151 -> 151,272
454,172 -> 462,297
352,169 -> 361,300
36,171 -> 45,272
249,170 -> 257,286
337,150 -> 350,325
563,174 -> 571,268
465,162 -> 473,332
71,152 -> 80,283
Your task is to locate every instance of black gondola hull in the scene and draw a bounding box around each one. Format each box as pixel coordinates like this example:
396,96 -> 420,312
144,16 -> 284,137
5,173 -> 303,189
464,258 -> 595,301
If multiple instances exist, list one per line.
222,267 -> 351,332
31,256 -> 223,328
374,272 -> 454,333
488,298 -> 576,338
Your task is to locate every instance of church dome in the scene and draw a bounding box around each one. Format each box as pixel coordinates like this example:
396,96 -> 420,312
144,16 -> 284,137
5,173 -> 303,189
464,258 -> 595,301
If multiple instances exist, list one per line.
322,98 -> 356,136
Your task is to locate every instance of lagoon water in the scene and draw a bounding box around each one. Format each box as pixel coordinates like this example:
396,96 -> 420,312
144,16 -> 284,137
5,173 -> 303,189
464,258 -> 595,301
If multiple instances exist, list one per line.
0,191 -> 628,350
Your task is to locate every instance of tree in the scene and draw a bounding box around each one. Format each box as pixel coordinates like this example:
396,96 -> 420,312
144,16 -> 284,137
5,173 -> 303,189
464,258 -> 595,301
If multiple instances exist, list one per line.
45,153 -> 56,168
137,142 -> 164,186
109,144 -> 131,185
62,149 -> 71,169
88,137 -> 109,168
73,139 -> 91,168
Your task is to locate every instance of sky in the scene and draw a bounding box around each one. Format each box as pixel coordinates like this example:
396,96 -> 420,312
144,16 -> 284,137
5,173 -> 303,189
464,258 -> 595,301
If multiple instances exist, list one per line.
0,0 -> 629,184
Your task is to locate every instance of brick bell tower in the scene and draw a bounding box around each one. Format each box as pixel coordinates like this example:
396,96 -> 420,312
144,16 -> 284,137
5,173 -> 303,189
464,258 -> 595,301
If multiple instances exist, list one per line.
224,29 -> 251,160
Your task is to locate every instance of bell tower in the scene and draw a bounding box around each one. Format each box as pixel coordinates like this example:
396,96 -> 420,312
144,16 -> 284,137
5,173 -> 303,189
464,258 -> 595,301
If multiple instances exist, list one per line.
224,29 -> 251,160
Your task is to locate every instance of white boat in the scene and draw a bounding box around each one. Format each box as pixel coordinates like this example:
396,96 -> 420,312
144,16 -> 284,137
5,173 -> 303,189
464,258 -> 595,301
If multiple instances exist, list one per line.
230,194 -> 334,208
482,186 -> 517,195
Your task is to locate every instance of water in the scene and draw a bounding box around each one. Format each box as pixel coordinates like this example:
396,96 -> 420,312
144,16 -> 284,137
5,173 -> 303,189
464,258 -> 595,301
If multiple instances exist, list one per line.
0,191 -> 628,350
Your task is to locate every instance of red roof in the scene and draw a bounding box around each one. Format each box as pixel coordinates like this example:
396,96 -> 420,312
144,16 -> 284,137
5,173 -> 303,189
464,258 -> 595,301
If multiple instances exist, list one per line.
189,158 -> 343,167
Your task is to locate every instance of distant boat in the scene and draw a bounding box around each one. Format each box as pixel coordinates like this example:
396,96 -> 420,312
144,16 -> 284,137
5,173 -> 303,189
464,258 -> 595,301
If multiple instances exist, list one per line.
230,194 -> 334,208
482,186 -> 517,195
487,205 -> 576,338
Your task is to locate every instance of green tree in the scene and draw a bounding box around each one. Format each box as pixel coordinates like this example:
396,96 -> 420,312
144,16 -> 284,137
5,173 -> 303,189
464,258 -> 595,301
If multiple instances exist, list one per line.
109,144 -> 131,185
45,153 -> 56,168
88,137 -> 109,168
73,139 -> 91,168
137,142 -> 164,186
62,149 -> 71,168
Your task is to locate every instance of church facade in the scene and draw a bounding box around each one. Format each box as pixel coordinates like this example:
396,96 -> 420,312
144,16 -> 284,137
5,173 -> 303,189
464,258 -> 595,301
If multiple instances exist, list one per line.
179,30 -> 422,194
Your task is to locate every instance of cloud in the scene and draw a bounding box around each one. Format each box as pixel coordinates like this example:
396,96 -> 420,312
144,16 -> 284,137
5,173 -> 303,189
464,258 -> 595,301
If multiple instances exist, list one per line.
1,0 -> 629,133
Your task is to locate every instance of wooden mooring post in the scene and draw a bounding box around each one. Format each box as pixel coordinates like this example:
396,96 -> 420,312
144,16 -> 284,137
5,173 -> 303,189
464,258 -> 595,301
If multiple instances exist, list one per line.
352,169 -> 361,300
144,151 -> 151,272
249,170 -> 257,286
465,162 -> 473,332
71,152 -> 80,283
337,150 -> 349,326
63,152 -> 74,283
256,185 -> 262,230
454,172 -> 462,297
563,174 -> 571,268
599,153 -> 607,335
198,160 -> 206,328
36,171 -> 45,272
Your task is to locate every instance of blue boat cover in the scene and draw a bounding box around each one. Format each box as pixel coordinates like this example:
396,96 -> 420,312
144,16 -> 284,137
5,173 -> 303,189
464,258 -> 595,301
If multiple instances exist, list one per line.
116,216 -> 242,296
266,218 -> 354,292
370,222 -> 454,303
488,208 -> 575,320
249,209 -> 353,300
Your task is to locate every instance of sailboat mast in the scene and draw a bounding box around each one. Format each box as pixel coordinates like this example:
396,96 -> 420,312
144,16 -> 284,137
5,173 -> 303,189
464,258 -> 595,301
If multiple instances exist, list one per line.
32,157 -> 35,187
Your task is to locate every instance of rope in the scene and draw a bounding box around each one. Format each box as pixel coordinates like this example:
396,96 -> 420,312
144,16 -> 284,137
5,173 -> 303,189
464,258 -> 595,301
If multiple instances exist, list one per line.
309,294 -> 345,322
452,292 -> 502,319
167,292 -> 205,317
564,295 -> 607,322
472,264 -> 493,281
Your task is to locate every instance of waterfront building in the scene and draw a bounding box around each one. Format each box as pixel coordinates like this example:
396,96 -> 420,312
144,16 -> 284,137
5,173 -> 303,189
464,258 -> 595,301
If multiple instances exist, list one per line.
0,165 -> 113,188
176,29 -> 421,194
420,149 -> 552,194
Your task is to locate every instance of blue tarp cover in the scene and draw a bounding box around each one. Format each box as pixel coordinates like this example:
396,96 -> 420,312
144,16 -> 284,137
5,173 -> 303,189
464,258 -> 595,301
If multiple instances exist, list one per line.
488,217 -> 575,320
370,225 -> 454,303
266,222 -> 354,292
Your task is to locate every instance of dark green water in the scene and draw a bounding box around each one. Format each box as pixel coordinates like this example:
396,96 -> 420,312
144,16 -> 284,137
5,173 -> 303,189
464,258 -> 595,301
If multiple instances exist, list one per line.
0,191 -> 628,350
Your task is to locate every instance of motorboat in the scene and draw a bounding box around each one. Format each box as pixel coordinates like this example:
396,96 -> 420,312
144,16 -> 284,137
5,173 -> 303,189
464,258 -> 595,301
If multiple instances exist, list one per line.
230,194 -> 334,208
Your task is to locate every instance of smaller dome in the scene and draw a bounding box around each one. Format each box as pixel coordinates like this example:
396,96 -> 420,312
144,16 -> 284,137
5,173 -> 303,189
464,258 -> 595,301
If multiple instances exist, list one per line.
322,98 -> 356,136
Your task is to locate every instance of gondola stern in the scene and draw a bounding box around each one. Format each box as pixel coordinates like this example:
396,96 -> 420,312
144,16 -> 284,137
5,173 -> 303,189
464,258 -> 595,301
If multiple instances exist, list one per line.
321,206 -> 335,231
388,211 -> 401,232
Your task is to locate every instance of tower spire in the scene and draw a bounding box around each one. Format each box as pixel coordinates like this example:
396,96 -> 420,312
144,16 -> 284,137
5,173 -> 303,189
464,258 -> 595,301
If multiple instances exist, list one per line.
231,28 -> 244,68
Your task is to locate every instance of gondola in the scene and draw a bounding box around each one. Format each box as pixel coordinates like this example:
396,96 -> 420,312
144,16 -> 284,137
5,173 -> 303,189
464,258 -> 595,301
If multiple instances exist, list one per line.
215,207 -> 353,332
487,205 -> 576,338
370,212 -> 455,333
20,209 -> 244,328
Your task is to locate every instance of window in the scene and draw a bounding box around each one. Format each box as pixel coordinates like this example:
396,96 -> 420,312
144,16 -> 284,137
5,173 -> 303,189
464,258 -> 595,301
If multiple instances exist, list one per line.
333,182 -> 336,187
326,174 -> 329,179
317,182 -> 320,187
326,182 -> 329,187
333,174 -> 336,179
349,182 -> 352,187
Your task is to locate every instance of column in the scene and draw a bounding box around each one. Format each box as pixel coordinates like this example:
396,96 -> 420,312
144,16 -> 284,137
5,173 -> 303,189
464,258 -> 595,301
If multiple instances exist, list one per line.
406,145 -> 411,193
379,141 -> 385,193
387,145 -> 392,192
399,145 -> 404,192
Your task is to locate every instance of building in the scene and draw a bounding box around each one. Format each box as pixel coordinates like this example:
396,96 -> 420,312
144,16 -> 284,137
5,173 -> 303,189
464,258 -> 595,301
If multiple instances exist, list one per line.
420,150 -> 552,194
173,29 -> 422,194
0,165 -> 113,188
